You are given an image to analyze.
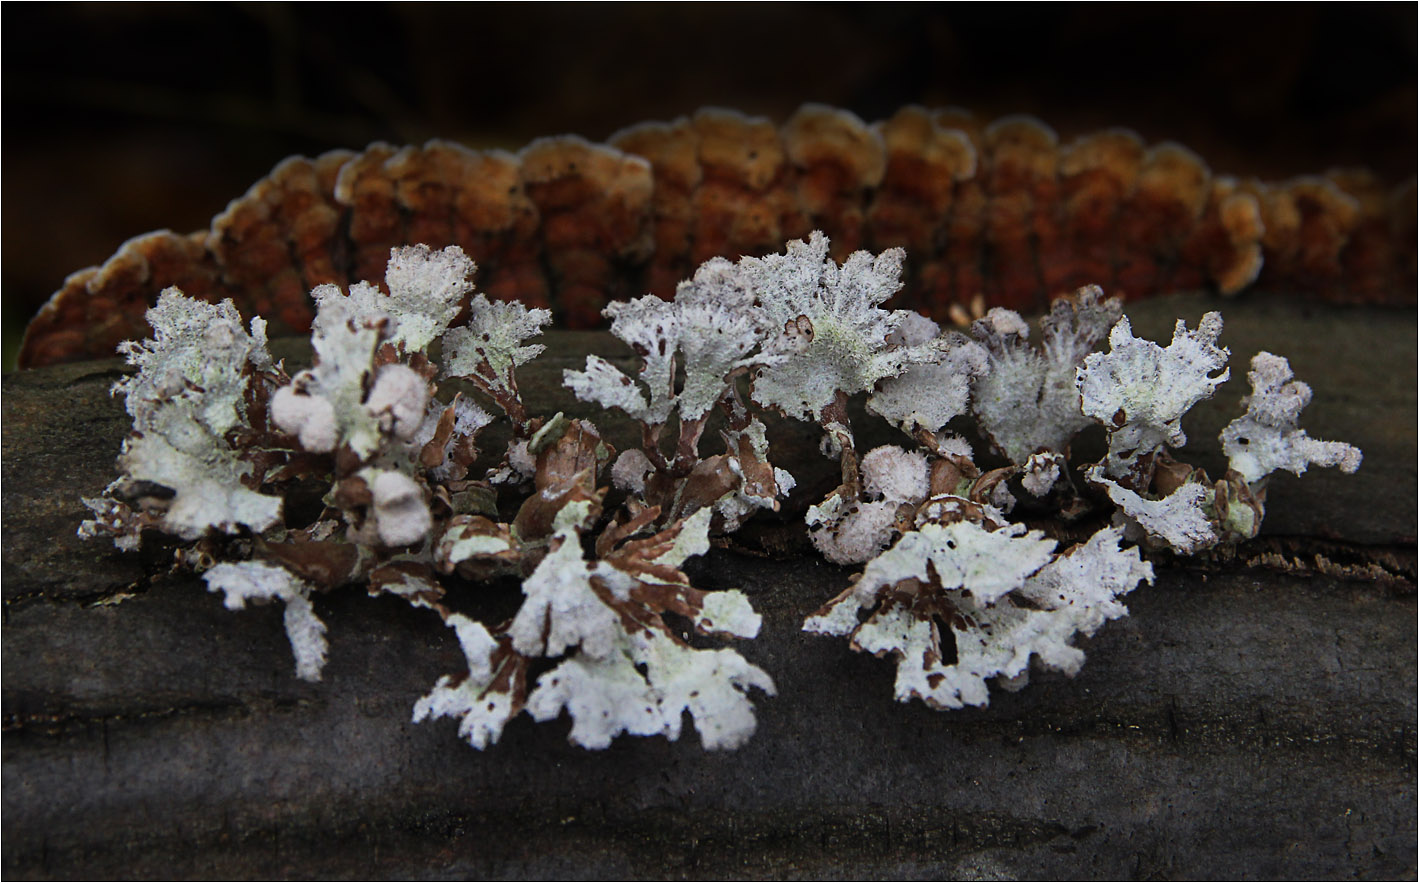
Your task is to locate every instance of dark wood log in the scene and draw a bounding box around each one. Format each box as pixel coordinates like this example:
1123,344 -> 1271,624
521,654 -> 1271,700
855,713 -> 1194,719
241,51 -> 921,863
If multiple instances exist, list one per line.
3,294 -> 1414,879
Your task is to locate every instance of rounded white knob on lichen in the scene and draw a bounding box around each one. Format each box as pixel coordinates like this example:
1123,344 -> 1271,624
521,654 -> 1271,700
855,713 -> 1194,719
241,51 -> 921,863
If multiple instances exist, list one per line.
860,445 -> 930,505
270,384 -> 339,453
371,470 -> 432,547
364,364 -> 430,442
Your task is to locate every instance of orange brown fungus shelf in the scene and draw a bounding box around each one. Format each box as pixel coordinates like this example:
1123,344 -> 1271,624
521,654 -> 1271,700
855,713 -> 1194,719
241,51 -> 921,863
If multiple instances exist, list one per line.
19,103 -> 1417,369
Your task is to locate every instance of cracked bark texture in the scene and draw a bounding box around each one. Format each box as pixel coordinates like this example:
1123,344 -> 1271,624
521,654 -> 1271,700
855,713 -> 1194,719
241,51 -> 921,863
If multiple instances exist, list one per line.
3,294 -> 1415,879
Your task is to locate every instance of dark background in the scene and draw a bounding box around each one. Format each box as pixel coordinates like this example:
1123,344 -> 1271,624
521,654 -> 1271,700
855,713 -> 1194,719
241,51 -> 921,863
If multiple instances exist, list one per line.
3,3 -> 1415,368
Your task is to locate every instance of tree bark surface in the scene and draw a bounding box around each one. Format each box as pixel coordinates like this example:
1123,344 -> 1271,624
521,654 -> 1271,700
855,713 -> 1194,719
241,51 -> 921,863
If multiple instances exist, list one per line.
3,294 -> 1415,879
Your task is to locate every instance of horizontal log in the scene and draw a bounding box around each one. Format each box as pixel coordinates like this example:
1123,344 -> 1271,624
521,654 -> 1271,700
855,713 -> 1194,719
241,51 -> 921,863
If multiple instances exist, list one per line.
2,293 -> 1414,878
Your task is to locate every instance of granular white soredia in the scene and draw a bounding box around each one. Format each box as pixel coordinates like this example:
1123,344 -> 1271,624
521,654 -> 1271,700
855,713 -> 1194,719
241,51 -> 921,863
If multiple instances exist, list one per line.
860,445 -> 930,505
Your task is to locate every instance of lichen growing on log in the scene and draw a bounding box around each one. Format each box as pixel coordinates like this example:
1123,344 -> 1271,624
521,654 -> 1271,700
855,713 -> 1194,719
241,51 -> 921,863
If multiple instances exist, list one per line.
72,233 -> 1364,749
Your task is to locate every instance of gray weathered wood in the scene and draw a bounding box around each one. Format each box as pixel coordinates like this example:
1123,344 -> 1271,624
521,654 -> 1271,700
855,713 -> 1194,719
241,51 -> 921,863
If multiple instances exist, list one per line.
3,294 -> 1415,879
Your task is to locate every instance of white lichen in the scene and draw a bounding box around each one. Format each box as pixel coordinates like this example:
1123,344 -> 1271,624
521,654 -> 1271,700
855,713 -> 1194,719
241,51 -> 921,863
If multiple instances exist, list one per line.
89,290 -> 282,542
412,614 -> 517,750
1086,465 -> 1218,555
508,532 -> 629,659
525,642 -> 665,749
278,282 -> 391,457
367,469 -> 433,547
806,493 -> 901,566
270,386 -> 339,453
1221,352 -> 1362,485
868,334 -> 988,435
610,448 -> 655,494
564,352 -> 664,426
442,295 -> 552,400
413,395 -> 494,482
695,589 -> 763,638
309,245 -> 471,355
806,522 -> 1150,710
526,627 -> 776,752
716,416 -> 795,530
633,633 -> 776,750
668,258 -> 769,420
426,500 -> 775,751
364,364 -> 431,442
81,232 -> 1363,753
970,288 -> 1121,463
382,244 -> 475,352
563,257 -> 767,427
860,445 -> 930,505
112,289 -> 272,439
744,231 -> 939,423
1078,312 -> 1230,478
1021,451 -> 1064,497
204,561 -> 328,681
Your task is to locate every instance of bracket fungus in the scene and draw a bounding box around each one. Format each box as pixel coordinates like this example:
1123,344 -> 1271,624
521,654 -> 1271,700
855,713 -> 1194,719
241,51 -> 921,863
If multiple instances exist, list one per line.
19,103 -> 1415,369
